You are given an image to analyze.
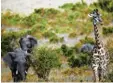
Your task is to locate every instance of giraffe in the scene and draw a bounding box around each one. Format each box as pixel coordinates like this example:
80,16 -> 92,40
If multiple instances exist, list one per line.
89,9 -> 109,82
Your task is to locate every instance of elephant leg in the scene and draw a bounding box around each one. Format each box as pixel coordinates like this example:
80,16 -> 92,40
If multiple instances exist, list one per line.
11,69 -> 18,82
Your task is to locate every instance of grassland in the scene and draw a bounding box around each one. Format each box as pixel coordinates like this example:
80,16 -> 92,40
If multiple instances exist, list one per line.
1,1 -> 113,82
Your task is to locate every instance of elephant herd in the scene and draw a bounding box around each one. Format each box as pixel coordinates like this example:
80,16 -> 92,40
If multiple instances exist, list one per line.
3,35 -> 37,82
3,34 -> 94,82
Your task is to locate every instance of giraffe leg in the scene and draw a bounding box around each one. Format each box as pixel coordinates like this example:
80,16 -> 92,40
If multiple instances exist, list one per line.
93,65 -> 100,82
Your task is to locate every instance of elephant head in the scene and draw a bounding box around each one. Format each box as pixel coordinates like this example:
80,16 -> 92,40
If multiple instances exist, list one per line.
3,49 -> 29,82
19,35 -> 37,53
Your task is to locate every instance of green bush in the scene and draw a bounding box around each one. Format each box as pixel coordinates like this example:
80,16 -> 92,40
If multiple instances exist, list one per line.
34,8 -> 59,16
95,0 -> 113,12
68,55 -> 82,67
60,2 -> 87,10
103,27 -> 113,35
68,32 -> 77,38
80,36 -> 95,44
31,47 -> 61,81
74,42 -> 82,53
42,31 -> 56,38
68,53 -> 90,68
105,71 -> 113,82
108,71 -> 113,82
49,35 -> 64,43
34,8 -> 44,14
1,12 -> 21,25
59,3 -> 74,9
1,32 -> 20,56
61,44 -> 73,57
105,39 -> 113,62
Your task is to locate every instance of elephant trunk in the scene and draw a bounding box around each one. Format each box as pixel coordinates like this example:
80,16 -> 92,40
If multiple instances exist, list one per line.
17,63 -> 26,81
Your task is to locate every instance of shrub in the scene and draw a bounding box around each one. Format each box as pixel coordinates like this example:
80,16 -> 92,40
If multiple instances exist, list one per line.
68,32 -> 77,38
1,11 -> 21,25
34,8 -> 44,14
45,8 -> 59,15
103,27 -> 113,35
1,32 -> 19,56
95,0 -> 113,12
105,39 -> 113,62
49,36 -> 59,43
68,53 -> 90,68
49,36 -> 64,43
34,8 -> 59,16
74,42 -> 82,53
59,3 -> 74,9
31,47 -> 61,81
42,31 -> 56,38
61,44 -> 73,57
68,55 -> 82,67
80,36 -> 95,44
105,71 -> 113,82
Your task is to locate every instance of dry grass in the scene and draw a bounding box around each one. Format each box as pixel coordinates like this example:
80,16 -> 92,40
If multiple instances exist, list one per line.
1,72 -> 12,82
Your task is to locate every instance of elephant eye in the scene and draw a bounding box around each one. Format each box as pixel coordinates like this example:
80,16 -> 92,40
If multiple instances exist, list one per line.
27,44 -> 32,48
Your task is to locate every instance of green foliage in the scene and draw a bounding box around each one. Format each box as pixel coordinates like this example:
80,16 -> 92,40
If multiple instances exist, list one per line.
59,3 -> 74,9
1,32 -> 19,56
80,36 -> 95,44
60,2 -> 87,11
74,42 -> 82,53
42,31 -> 56,38
68,32 -> 77,38
31,47 -> 61,81
103,27 -> 113,35
68,53 -> 90,68
95,0 -> 113,12
105,70 -> 113,82
108,71 -> 113,82
61,44 -> 73,57
34,8 -> 59,15
106,39 -> 113,62
34,8 -> 44,14
1,12 -> 21,25
49,35 -> 64,43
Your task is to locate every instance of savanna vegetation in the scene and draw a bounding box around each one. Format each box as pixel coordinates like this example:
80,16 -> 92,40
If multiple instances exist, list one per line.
1,0 -> 113,82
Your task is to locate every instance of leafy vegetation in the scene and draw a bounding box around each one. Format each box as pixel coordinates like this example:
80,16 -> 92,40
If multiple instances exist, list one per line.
61,44 -> 73,57
31,47 -> 61,81
94,0 -> 113,12
103,27 -> 113,35
68,53 -> 90,68
80,36 -> 95,44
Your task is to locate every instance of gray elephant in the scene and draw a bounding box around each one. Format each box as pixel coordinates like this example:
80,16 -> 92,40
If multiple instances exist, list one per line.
3,35 -> 38,82
80,44 -> 94,53
3,48 -> 30,82
19,35 -> 38,53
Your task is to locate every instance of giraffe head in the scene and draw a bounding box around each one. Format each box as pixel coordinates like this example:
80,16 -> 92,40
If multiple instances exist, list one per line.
89,9 -> 102,25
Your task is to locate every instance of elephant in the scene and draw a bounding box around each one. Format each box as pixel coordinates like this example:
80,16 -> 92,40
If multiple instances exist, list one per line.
80,44 -> 94,53
3,48 -> 30,82
19,35 -> 38,53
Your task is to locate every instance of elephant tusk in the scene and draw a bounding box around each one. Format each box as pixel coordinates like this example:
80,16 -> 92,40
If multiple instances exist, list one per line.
16,70 -> 18,75
25,71 -> 27,74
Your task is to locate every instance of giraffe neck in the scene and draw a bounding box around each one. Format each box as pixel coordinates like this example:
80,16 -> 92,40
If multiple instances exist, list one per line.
93,25 -> 102,48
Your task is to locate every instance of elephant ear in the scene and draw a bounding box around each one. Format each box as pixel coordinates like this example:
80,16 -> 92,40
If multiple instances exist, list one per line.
3,52 -> 16,69
28,36 -> 37,47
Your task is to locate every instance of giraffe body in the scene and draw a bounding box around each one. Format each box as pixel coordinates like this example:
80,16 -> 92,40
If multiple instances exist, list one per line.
92,44 -> 109,81
89,9 -> 109,82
